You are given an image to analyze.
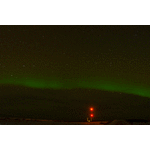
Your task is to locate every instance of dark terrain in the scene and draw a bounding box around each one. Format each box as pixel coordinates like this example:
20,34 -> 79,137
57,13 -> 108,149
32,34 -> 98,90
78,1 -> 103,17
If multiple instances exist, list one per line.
0,85 -> 150,122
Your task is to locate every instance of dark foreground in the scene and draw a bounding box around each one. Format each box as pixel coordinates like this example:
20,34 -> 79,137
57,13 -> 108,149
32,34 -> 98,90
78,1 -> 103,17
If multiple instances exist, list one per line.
0,117 -> 108,125
0,117 -> 150,125
1,85 -> 150,123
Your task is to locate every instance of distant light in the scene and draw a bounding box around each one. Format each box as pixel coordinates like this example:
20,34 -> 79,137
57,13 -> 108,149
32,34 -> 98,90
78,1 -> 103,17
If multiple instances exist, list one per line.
90,114 -> 94,117
90,107 -> 93,111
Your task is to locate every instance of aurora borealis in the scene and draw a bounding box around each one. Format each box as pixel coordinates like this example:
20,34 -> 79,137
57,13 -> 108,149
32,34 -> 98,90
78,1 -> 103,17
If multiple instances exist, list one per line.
1,76 -> 150,98
1,25 -> 150,121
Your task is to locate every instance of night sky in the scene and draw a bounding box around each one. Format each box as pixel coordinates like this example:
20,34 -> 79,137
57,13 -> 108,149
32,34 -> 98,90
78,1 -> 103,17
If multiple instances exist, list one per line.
1,26 -> 150,121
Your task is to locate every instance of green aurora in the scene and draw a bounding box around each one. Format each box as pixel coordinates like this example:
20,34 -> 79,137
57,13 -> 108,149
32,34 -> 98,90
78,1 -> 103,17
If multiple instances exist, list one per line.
1,26 -> 150,122
1,76 -> 150,98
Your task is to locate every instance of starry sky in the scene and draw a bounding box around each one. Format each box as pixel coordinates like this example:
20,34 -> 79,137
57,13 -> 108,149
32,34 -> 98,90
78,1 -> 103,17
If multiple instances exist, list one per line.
0,26 -> 150,121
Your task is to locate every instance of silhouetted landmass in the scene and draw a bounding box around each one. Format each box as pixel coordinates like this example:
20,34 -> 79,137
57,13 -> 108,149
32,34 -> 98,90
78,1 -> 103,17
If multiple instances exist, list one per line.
0,84 -> 150,122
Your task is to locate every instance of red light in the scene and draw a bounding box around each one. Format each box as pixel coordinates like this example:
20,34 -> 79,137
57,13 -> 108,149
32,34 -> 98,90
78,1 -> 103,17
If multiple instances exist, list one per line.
90,107 -> 93,111
90,114 -> 94,117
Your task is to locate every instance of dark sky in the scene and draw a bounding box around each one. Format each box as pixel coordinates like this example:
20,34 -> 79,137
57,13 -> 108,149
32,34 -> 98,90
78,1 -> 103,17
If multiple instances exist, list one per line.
0,26 -> 150,121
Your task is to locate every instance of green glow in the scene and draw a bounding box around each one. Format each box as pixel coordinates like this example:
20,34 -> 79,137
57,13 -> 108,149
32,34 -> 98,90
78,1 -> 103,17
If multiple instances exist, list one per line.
1,77 -> 150,98
24,79 -> 62,89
